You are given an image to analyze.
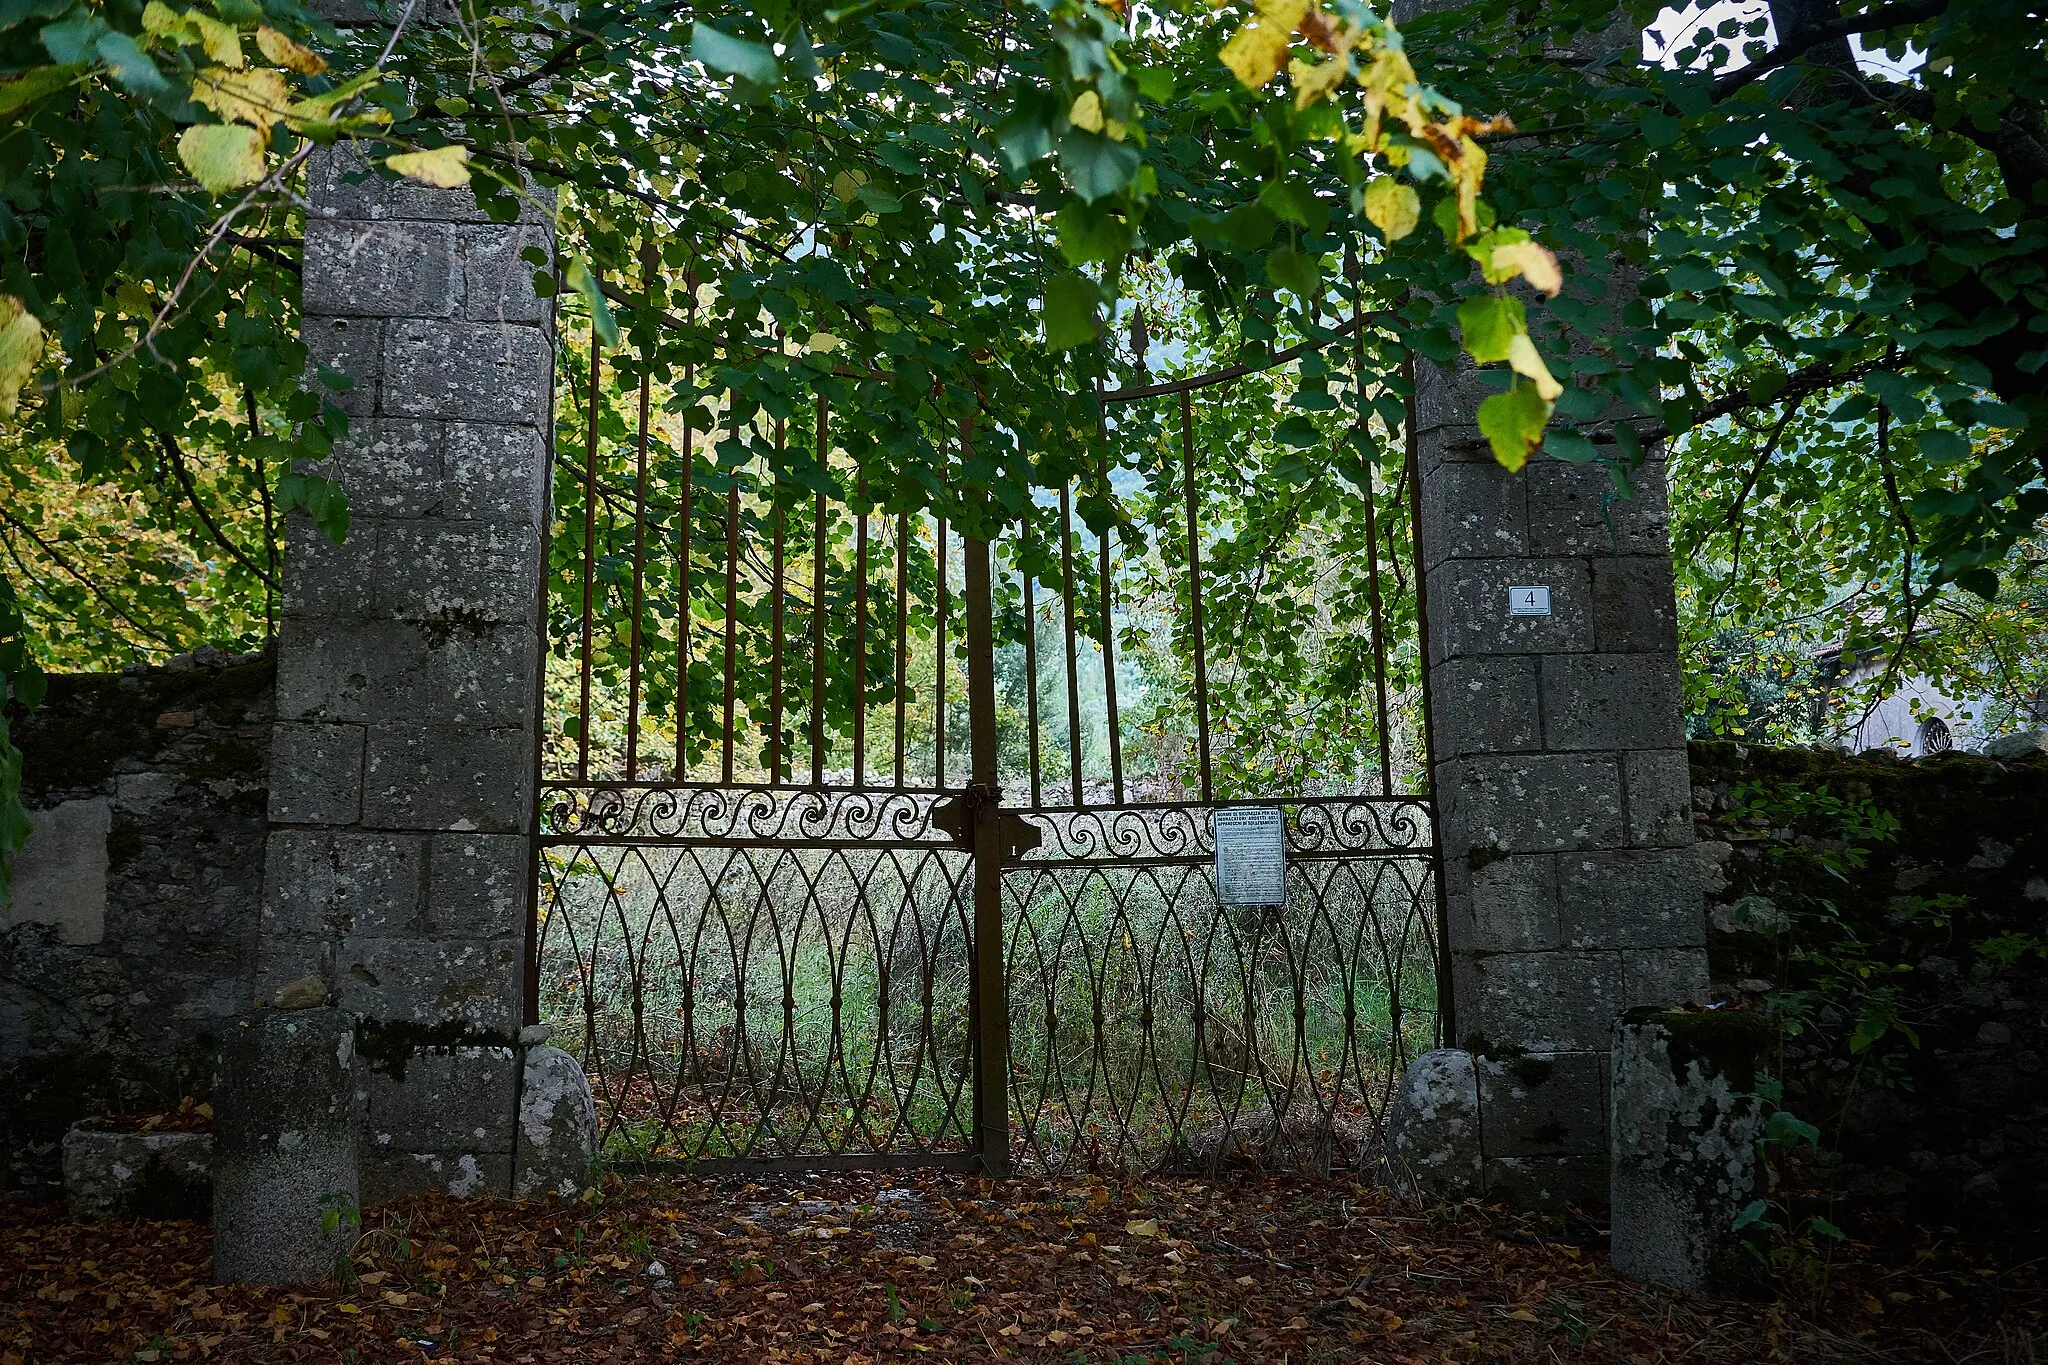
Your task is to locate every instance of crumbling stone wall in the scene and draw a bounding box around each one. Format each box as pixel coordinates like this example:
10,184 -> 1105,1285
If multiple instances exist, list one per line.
1,650 -> 272,1200
1691,740 -> 2048,1224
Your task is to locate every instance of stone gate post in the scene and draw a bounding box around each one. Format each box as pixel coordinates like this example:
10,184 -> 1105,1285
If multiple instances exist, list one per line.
255,150 -> 554,1202
1397,5 -> 1708,1214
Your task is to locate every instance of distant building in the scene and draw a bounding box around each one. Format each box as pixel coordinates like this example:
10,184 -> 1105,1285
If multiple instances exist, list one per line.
1814,644 -> 2002,757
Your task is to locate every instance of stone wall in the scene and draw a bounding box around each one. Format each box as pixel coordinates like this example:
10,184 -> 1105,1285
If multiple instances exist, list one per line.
1,651 -> 272,1200
1691,741 -> 2048,1225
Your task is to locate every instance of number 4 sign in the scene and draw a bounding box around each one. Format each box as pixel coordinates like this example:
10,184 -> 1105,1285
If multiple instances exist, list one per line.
1508,586 -> 1552,616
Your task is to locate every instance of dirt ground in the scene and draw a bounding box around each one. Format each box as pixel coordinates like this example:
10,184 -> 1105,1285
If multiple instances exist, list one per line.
4,1172 -> 2042,1363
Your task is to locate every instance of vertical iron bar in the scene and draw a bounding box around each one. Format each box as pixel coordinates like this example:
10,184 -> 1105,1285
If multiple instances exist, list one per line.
770,423 -> 787,785
935,516 -> 949,788
675,267 -> 696,779
1021,521 -> 1041,807
811,398 -> 828,787
722,476 -> 739,785
1179,392 -> 1213,804
963,525 -> 1010,1178
624,251 -> 653,783
1058,482 -> 1084,807
1404,351 -> 1454,1049
1097,462 -> 1123,805
577,314 -> 599,783
894,512 -> 908,788
854,474 -> 868,788
1351,243 -> 1394,795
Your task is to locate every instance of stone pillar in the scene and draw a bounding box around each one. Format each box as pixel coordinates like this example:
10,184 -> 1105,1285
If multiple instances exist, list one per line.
1396,7 -> 1707,1212
257,149 -> 554,1203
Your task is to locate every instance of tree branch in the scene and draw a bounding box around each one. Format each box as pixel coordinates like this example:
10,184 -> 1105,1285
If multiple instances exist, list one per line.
1711,0 -> 1949,100
157,431 -> 281,592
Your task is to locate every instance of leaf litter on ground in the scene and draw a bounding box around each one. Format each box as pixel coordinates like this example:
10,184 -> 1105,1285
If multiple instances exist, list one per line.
3,1172 -> 2041,1362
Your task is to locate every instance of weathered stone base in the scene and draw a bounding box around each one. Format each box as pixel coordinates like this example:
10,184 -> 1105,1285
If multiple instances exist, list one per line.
1383,1049 -> 1481,1199
514,1044 -> 597,1199
1611,1008 -> 1771,1293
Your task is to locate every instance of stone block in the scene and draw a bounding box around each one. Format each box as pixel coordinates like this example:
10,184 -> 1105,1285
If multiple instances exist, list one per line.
277,616 -> 538,727
6,798 -> 109,945
1425,557 -> 1593,664
267,724 -> 364,826
308,145 -> 495,224
461,222 -> 555,325
1441,753 -> 1626,854
212,1009 -> 359,1285
330,420 -> 443,519
1623,748 -> 1695,848
1540,653 -> 1685,752
379,319 -> 552,424
303,219 -> 461,319
427,833 -> 532,937
361,1150 -> 513,1206
1484,1154 -> 1608,1211
1611,1009 -> 1771,1292
1621,948 -> 1711,1009
374,520 -> 542,625
361,1046 -> 518,1151
1430,655 -> 1541,760
1524,457 -> 1671,557
63,1126 -> 213,1220
1444,852 -> 1559,953
1408,357 -> 1498,454
335,935 -> 523,1031
360,724 -> 533,833
1381,1049 -> 1481,1200
1418,457 -> 1527,566
302,315 -> 381,418
446,422 -> 549,524
252,933 -> 336,1007
280,514 -> 375,620
1560,849 -> 1705,950
1592,555 -> 1680,654
1462,950 -> 1624,1053
1476,1048 -> 1606,1159
263,830 -> 427,939
514,1045 -> 598,1199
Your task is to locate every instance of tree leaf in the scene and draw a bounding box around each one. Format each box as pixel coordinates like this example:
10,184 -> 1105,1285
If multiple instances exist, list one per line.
1476,381 -> 1552,471
692,22 -> 777,87
1362,177 -> 1419,241
1288,53 -> 1347,109
255,25 -> 324,74
1506,334 -> 1562,400
177,121 -> 266,192
190,10 -> 244,66
1491,240 -> 1562,297
95,30 -> 172,98
1056,129 -> 1140,203
191,64 -> 287,127
1264,243 -> 1320,298
565,256 -> 618,349
1043,272 -> 1100,351
1220,0 -> 1308,89
0,63 -> 81,117
386,143 -> 470,188
0,295 -> 43,417
1456,293 -> 1525,366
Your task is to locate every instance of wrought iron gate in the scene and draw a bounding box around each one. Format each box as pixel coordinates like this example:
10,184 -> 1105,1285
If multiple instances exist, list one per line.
531,267 -> 1442,1176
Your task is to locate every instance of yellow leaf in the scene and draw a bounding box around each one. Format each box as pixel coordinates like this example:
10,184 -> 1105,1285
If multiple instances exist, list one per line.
1506,334 -> 1562,400
176,123 -> 266,193
1505,1307 -> 1539,1322
190,11 -> 244,67
1124,1218 -> 1161,1237
382,1290 -> 408,1306
1068,89 -> 1104,133
386,144 -> 470,188
191,66 -> 288,128
0,295 -> 43,417
141,2 -> 193,39
1358,45 -> 1417,151
1219,0 -> 1308,89
336,1304 -> 359,1314
805,332 -> 842,353
831,168 -> 867,203
1492,240 -> 1562,297
1362,176 -> 1420,241
256,26 -> 325,74
1447,133 -> 1487,241
1288,54 -> 1347,109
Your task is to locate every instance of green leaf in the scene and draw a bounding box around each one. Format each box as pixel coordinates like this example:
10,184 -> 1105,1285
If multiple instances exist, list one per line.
692,22 -> 778,87
1056,129 -> 1141,203
1763,1110 -> 1820,1146
1133,66 -> 1173,101
1055,202 -> 1132,265
565,256 -> 619,349
1476,382 -> 1553,471
0,0 -> 73,31
1544,429 -> 1597,463
39,11 -> 108,64
95,29 -> 170,98
1257,179 -> 1324,229
1273,414 -> 1320,448
1457,294 -> 1526,366
1731,1200 -> 1773,1232
1264,244 -> 1320,298
1043,272 -> 1100,351
1916,428 -> 1972,464
0,62 -> 80,116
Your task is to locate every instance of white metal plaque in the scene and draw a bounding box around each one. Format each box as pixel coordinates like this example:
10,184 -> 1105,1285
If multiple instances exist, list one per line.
1213,806 -> 1287,906
1508,585 -> 1552,616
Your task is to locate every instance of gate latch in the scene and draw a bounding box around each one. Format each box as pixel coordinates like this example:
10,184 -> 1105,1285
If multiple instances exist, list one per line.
932,787 -> 1043,863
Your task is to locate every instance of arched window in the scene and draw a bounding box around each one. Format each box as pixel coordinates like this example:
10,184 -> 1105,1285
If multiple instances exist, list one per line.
1919,717 -> 1953,755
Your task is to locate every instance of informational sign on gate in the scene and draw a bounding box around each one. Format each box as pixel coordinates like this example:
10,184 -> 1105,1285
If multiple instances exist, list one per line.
1213,806 -> 1287,906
